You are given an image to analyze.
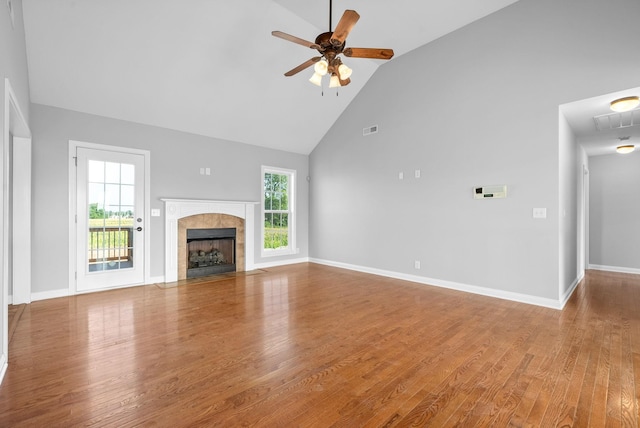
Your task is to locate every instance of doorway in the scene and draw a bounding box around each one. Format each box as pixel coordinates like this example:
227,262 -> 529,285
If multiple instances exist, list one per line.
2,79 -> 32,383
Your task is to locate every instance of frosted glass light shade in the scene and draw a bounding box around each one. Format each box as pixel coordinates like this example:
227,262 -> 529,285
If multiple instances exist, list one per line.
309,72 -> 323,86
338,63 -> 352,79
610,96 -> 640,112
616,145 -> 635,154
314,60 -> 328,76
329,74 -> 340,88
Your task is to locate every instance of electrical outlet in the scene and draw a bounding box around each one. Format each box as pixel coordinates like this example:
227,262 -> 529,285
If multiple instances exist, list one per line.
533,208 -> 547,219
399,172 -> 404,180
414,260 -> 421,269
415,169 -> 421,178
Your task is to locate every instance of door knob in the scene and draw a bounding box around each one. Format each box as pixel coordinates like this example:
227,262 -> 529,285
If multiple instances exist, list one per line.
136,227 -> 143,232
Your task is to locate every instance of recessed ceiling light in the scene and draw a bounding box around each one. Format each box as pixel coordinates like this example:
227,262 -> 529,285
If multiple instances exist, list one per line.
610,96 -> 640,112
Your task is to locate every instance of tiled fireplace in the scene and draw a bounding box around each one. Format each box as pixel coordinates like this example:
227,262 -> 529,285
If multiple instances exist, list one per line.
162,199 -> 258,282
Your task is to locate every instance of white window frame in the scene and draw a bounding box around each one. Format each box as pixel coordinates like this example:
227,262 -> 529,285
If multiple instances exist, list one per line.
261,166 -> 296,257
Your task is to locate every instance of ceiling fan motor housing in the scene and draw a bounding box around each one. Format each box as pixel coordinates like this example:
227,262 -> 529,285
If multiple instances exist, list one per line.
315,32 -> 345,55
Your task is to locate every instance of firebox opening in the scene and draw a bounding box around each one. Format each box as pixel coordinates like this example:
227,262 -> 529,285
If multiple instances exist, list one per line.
186,227 -> 236,278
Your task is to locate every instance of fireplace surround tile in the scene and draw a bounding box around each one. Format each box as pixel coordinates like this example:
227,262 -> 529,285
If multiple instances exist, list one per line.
162,199 -> 258,283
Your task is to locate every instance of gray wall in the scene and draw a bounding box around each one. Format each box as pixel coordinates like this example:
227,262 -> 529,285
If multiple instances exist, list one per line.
309,0 -> 640,301
30,104 -> 309,293
589,152 -> 640,270
558,112 -> 580,298
2,0 -> 30,357
0,0 -> 30,122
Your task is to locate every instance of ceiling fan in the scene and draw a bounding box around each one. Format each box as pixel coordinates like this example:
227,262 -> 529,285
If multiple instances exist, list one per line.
272,0 -> 394,88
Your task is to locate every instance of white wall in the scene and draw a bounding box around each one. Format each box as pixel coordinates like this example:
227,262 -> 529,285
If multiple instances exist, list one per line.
1,0 -> 31,382
589,151 -> 640,272
30,104 -> 309,294
309,0 -> 640,304
558,111 -> 580,301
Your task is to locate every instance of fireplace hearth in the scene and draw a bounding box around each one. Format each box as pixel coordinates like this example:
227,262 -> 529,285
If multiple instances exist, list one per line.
187,227 -> 236,278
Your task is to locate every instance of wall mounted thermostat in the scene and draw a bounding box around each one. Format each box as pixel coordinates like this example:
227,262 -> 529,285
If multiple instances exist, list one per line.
474,185 -> 507,199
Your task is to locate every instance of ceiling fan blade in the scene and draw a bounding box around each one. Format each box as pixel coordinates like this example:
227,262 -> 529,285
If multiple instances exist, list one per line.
330,10 -> 360,46
272,31 -> 321,50
284,57 -> 322,77
343,47 -> 394,60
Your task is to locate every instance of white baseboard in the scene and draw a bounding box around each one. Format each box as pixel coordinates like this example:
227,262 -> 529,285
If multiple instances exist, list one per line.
0,353 -> 7,386
147,275 -> 165,284
588,264 -> 640,275
25,266 -> 303,302
31,288 -> 69,302
310,258 -> 564,310
253,257 -> 310,270
26,258 -> 577,310
560,272 -> 583,308
31,280 -> 164,302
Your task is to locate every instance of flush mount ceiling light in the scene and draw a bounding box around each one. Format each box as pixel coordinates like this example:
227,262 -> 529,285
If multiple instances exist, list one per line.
610,96 -> 640,112
616,136 -> 634,154
616,145 -> 635,154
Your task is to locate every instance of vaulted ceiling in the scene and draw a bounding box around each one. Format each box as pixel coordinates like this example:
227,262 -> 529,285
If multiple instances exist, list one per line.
21,0 -> 522,154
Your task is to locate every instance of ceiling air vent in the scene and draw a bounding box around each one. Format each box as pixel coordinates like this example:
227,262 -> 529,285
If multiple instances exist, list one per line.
593,109 -> 640,131
363,125 -> 378,136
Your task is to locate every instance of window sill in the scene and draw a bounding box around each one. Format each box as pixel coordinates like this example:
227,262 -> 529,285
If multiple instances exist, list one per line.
261,248 -> 295,258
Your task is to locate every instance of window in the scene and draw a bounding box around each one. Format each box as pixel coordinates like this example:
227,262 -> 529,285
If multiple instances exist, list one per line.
262,166 -> 296,256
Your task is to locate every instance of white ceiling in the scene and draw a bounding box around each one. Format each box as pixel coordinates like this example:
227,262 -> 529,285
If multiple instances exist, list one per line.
21,0 -> 522,155
561,87 -> 640,157
23,1 -> 636,156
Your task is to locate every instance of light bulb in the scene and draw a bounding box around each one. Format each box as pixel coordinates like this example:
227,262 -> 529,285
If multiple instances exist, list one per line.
314,60 -> 328,76
309,72 -> 323,86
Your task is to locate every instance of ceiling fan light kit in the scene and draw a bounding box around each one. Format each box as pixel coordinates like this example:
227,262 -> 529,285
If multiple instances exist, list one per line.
610,96 -> 640,112
272,0 -> 394,89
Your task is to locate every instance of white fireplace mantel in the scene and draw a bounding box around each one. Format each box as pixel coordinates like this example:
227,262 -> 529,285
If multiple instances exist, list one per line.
162,198 -> 259,282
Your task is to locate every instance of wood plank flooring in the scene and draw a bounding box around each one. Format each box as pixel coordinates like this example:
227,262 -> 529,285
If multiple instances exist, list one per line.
0,263 -> 638,427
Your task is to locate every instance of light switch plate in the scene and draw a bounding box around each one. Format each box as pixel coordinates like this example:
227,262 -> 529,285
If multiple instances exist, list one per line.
151,209 -> 161,217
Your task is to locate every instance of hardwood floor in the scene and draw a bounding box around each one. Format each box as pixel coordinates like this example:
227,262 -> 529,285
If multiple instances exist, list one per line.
1,263 -> 638,427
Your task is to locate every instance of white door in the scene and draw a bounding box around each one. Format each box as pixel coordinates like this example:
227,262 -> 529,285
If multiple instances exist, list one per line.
76,147 -> 145,292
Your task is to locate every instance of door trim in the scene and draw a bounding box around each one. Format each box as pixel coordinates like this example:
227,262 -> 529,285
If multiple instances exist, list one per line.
2,78 -> 32,384
68,140 -> 151,294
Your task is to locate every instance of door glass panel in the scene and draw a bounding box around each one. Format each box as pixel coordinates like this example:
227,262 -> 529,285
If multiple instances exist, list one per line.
121,163 -> 135,185
87,160 -> 136,272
